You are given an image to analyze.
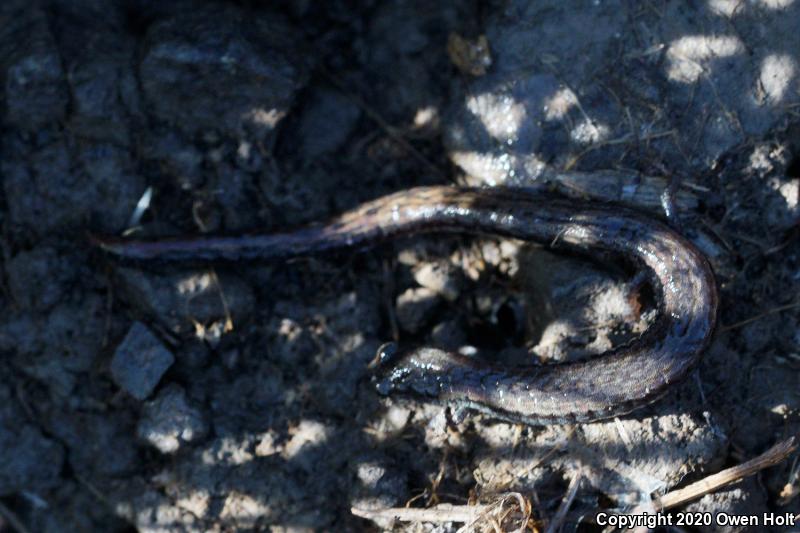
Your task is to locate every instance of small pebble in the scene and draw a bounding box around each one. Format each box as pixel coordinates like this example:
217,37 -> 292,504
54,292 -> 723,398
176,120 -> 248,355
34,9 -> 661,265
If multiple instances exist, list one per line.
6,246 -> 75,312
111,322 -> 175,400
254,431 -> 281,457
0,423 -> 64,495
351,455 -> 407,515
412,261 -> 461,301
430,319 -> 467,350
137,385 -> 207,453
298,88 -> 361,158
396,287 -> 441,334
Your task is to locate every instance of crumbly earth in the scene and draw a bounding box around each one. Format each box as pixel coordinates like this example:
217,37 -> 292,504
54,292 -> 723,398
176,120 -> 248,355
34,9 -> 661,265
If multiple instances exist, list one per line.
1,1 -> 799,532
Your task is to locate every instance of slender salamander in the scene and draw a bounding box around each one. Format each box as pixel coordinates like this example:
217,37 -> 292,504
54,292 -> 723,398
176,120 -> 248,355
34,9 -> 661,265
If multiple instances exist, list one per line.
95,186 -> 718,425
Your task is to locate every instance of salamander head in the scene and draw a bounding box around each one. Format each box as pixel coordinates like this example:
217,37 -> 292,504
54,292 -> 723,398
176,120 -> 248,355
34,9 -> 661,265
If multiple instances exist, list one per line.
371,343 -> 458,398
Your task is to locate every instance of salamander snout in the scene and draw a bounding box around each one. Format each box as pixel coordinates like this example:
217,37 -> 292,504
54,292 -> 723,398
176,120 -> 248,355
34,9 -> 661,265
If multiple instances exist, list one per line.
371,343 -> 458,398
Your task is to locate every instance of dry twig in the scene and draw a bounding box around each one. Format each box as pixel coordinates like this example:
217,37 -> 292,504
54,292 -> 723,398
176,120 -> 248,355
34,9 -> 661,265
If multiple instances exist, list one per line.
545,470 -> 582,533
352,492 -> 533,532
352,503 -> 484,524
355,440 -> 796,530
653,437 -> 797,511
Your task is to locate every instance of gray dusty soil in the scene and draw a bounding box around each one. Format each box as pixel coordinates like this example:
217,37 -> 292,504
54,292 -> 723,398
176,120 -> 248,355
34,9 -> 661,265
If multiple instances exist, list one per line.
1,1 -> 800,532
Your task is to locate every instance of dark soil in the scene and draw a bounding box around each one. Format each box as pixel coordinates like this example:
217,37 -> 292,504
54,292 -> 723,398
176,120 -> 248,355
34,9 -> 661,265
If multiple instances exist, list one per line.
1,1 -> 799,532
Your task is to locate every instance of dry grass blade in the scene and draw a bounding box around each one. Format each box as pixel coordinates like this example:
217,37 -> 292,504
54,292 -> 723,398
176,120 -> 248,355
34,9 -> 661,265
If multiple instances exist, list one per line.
318,66 -> 446,182
778,455 -> 799,505
0,500 -> 32,533
720,302 -> 800,332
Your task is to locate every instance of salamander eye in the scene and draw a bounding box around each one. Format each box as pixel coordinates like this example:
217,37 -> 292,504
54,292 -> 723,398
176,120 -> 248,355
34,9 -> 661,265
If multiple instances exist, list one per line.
373,342 -> 399,367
